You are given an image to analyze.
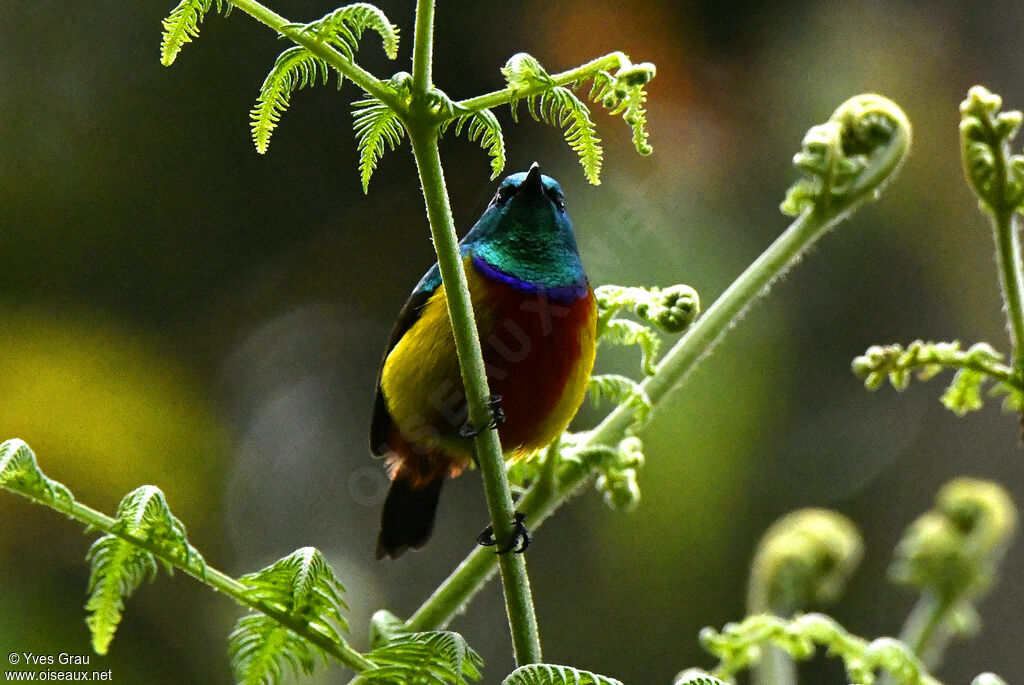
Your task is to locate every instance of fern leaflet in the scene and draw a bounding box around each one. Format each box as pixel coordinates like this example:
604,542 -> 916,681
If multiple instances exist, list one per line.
588,374 -> 652,432
299,3 -> 400,60
229,547 -> 348,685
251,47 -> 333,154
352,98 -> 406,192
160,0 -> 223,67
502,664 -> 624,685
85,535 -> 157,655
602,318 -> 662,375
443,108 -> 506,179
0,438 -> 72,503
525,87 -> 603,185
361,631 -> 483,684
85,486 -> 200,654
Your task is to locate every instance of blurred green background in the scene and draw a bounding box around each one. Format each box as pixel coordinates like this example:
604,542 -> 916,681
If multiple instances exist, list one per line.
3,1 -> 1024,683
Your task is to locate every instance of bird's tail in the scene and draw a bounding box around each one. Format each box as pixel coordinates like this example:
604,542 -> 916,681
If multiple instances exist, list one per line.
376,471 -> 445,560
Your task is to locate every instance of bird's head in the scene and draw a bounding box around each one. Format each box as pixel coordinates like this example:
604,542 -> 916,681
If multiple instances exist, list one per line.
488,162 -> 567,217
464,163 -> 585,289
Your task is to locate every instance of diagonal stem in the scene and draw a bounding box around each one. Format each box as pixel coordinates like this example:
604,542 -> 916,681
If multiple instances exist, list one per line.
4,483 -> 374,673
225,0 -> 401,110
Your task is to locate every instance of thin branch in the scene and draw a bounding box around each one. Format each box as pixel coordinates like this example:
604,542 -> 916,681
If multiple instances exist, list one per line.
226,0 -> 401,111
406,123 -> 542,665
4,482 -> 375,674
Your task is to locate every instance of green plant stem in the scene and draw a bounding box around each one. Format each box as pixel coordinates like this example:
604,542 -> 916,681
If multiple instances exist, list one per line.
408,95 -> 911,633
451,52 -> 628,117
876,594 -> 955,685
747,590 -> 797,685
405,4 -> 541,660
5,485 -> 374,673
900,593 -> 955,667
406,127 -> 542,665
991,207 -> 1024,370
411,0 -> 434,95
225,0 -> 401,110
407,203 -> 867,633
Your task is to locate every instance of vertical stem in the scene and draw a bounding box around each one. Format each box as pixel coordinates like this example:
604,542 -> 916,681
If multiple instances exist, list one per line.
747,587 -> 798,685
878,593 -> 953,685
411,0 -> 434,96
900,593 -> 954,666
992,208 -> 1024,370
405,105 -> 542,663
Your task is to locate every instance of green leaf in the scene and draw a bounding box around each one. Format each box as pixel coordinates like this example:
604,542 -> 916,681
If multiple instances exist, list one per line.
502,664 -> 623,685
588,374 -> 651,432
361,631 -> 483,684
589,65 -> 656,156
160,0 -> 223,67
852,340 -> 1021,417
251,47 -> 332,154
84,485 -> 204,655
673,674 -> 727,685
298,3 -> 401,61
446,109 -> 506,179
352,98 -> 406,192
85,535 -> 157,655
525,87 -> 603,185
601,318 -> 662,375
594,284 -> 699,336
229,547 -> 349,685
941,368 -> 987,415
110,485 -> 204,572
0,438 -> 73,503
500,53 -> 555,92
228,614 -> 324,685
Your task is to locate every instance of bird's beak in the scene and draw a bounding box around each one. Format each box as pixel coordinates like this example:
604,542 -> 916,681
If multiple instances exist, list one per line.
519,162 -> 545,199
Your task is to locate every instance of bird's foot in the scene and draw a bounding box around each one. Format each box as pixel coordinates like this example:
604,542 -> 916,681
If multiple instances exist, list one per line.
459,395 -> 505,438
477,511 -> 530,554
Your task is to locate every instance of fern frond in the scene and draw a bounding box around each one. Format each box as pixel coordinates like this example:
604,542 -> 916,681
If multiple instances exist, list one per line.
300,3 -> 400,60
502,664 -> 623,685
228,614 -> 325,685
85,535 -> 157,654
500,53 -> 555,92
160,0 -> 223,67
352,98 -> 406,192
622,85 -> 652,155
251,47 -> 332,154
445,108 -> 506,179
674,675 -> 727,685
588,63 -> 656,156
362,631 -> 483,684
527,87 -> 602,185
596,284 -> 700,335
0,438 -> 72,503
84,485 -> 203,654
602,319 -> 662,376
852,340 -> 1020,415
111,485 -> 204,573
588,374 -> 651,432
229,547 -> 348,685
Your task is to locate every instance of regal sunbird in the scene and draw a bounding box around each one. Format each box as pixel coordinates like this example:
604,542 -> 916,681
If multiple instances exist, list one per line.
371,163 -> 597,559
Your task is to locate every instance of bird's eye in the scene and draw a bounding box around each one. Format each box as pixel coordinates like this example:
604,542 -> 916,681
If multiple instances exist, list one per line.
493,184 -> 515,207
546,189 -> 565,211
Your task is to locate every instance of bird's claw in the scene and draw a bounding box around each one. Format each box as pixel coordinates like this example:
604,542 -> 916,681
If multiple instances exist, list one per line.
459,395 -> 505,438
477,512 -> 530,554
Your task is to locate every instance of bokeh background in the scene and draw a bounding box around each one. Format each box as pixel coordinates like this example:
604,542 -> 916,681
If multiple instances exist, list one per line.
3,1 -> 1024,683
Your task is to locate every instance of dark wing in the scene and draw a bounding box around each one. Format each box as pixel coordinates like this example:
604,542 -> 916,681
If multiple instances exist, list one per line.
370,265 -> 443,455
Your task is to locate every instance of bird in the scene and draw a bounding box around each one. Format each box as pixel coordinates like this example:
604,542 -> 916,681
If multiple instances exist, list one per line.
371,163 -> 597,560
